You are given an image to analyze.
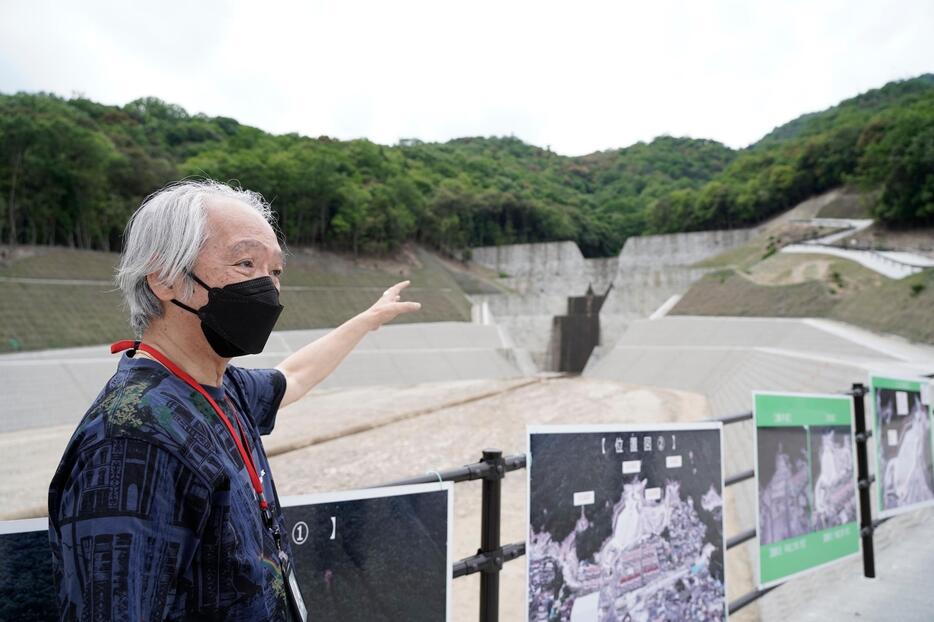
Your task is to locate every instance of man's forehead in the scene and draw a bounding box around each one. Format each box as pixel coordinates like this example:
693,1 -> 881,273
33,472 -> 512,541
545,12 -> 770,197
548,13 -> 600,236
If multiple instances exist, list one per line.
225,238 -> 284,261
203,199 -> 283,260
205,198 -> 273,235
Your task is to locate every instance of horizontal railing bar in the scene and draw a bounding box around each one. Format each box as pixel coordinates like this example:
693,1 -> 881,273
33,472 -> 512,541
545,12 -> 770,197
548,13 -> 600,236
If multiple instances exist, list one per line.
368,403 -> 878,620
727,527 -> 756,549
725,468 -> 754,487
504,453 -> 527,471
727,505 -> 895,613
453,542 -> 526,579
729,585 -> 779,614
717,411 -> 753,425
864,516 -> 891,536
377,453 -> 527,488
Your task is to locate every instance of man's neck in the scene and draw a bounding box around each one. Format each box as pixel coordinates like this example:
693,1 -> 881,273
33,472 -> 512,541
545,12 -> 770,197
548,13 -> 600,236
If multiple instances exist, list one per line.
140,321 -> 228,387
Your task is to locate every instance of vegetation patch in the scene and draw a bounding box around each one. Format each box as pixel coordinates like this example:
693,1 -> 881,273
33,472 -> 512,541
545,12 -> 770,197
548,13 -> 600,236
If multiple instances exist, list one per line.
832,270 -> 934,343
672,270 -> 837,318
0,246 -> 473,353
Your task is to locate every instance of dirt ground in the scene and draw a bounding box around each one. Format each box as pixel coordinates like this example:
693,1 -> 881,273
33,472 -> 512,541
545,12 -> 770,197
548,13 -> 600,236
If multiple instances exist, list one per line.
267,376 -> 756,621
744,254 -> 835,286
1,375 -> 757,621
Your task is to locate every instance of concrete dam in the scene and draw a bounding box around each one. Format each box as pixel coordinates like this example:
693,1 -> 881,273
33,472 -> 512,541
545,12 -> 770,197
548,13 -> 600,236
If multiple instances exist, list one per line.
469,228 -> 757,372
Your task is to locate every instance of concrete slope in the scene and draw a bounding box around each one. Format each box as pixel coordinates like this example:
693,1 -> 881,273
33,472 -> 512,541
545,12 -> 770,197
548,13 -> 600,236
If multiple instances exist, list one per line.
0,322 -> 524,433
588,316 -> 934,376
616,229 -> 758,268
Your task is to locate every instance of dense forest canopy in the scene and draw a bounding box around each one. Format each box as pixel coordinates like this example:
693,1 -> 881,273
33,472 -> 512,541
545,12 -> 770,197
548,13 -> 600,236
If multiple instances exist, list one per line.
1,74 -> 932,258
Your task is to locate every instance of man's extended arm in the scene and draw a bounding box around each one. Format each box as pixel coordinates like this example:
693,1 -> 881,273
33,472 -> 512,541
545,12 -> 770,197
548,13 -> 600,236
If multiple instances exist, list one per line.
275,280 -> 420,408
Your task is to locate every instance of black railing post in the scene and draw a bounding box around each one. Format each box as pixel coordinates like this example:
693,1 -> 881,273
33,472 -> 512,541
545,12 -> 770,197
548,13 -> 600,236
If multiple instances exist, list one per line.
479,449 -> 505,622
852,383 -> 876,578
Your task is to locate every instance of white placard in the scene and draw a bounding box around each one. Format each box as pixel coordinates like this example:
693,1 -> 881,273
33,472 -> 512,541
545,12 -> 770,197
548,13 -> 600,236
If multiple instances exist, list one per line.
622,460 -> 642,474
645,487 -> 662,501
573,490 -> 595,506
921,383 -> 931,406
888,429 -> 899,447
666,455 -> 683,469
896,391 -> 909,415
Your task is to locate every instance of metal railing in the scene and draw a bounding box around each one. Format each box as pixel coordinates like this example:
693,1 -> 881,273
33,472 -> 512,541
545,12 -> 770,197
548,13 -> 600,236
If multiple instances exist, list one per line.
717,383 -> 881,614
376,383 -> 882,621
381,449 -> 526,621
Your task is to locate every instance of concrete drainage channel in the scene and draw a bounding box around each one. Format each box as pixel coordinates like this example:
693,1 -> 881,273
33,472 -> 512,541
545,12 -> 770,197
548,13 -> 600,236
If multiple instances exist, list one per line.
549,286 -> 610,373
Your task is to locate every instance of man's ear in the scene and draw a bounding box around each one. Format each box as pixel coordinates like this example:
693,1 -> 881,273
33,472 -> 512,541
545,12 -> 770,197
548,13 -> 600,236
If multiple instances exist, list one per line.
146,273 -> 176,302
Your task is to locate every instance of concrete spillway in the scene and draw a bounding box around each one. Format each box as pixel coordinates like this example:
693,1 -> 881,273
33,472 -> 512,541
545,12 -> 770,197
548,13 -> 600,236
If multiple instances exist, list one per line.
469,228 -> 758,371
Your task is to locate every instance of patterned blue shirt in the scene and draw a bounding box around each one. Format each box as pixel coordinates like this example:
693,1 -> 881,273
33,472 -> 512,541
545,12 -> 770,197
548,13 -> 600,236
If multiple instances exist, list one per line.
48,353 -> 294,621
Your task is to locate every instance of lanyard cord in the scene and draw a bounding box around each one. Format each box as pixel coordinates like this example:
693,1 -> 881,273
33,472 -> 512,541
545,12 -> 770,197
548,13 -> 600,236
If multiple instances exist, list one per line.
226,395 -> 259,474
111,340 -> 270,512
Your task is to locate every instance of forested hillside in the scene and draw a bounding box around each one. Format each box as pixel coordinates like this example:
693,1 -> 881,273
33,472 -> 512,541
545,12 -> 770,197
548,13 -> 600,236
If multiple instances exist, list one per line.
1,74 -> 931,258
647,74 -> 934,233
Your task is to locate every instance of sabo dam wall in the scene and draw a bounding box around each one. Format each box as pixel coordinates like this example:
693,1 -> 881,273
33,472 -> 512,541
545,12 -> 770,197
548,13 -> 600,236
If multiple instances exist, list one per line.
469,228 -> 758,370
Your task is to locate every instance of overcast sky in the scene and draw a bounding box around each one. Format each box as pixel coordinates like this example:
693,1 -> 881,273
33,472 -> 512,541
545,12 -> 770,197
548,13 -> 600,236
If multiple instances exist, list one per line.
1,0 -> 932,156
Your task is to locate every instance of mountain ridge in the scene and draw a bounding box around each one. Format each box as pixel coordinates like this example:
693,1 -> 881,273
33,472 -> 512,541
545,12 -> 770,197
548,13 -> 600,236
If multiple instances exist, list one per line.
1,74 -> 931,258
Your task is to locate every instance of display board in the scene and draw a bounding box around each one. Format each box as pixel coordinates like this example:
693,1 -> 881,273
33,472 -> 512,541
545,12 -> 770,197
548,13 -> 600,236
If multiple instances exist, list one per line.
754,392 -> 859,588
0,517 -> 56,622
280,482 -> 454,622
0,483 -> 453,621
527,423 -> 726,621
869,374 -> 934,518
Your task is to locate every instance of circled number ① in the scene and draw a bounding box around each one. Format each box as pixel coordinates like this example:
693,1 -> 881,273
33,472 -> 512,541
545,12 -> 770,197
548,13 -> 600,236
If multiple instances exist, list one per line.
292,521 -> 309,545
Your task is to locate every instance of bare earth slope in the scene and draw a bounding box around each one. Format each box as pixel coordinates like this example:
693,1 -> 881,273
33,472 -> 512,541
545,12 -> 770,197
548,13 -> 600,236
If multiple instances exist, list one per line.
674,190 -> 934,344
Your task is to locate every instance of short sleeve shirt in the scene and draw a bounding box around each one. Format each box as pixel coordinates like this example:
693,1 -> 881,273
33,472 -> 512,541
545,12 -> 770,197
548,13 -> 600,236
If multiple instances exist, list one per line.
47,353 -> 294,621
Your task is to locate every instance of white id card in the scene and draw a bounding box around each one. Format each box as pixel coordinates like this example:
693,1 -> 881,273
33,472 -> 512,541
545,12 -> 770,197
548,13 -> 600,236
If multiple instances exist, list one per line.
279,551 -> 308,622
286,565 -> 308,622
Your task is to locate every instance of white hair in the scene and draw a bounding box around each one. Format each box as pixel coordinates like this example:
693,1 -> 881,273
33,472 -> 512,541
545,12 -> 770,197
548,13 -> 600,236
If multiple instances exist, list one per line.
116,180 -> 275,336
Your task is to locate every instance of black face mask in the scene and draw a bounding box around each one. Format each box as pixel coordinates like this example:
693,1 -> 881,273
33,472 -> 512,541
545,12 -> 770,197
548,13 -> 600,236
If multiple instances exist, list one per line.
171,272 -> 284,358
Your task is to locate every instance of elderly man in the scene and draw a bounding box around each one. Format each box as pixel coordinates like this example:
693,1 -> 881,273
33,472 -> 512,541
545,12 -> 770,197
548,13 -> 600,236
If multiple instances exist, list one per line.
47,180 -> 420,621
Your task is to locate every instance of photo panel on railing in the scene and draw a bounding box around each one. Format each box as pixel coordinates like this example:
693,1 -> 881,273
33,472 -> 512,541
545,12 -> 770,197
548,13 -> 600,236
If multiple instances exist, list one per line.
868,373 -> 934,518
526,422 -> 726,621
753,391 -> 860,589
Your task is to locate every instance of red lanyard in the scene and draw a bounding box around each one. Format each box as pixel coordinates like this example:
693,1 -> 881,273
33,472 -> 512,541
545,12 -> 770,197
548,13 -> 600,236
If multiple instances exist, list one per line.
111,340 -> 270,512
